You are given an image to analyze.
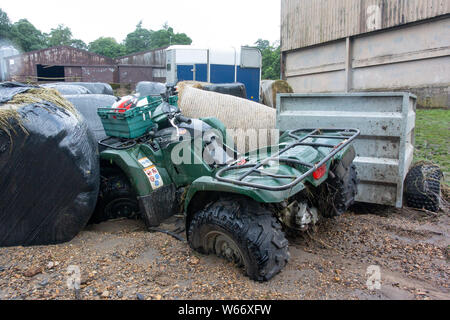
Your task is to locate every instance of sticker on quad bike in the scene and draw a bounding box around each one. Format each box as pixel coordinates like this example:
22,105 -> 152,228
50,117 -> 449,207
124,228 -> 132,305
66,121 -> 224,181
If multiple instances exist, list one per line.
144,165 -> 164,190
138,157 -> 153,168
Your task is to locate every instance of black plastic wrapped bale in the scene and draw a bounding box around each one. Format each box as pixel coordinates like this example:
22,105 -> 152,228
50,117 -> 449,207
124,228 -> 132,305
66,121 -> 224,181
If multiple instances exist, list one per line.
0,82 -> 39,103
41,84 -> 92,95
202,83 -> 247,99
44,82 -> 114,96
0,84 -> 100,247
64,94 -> 117,149
136,81 -> 166,97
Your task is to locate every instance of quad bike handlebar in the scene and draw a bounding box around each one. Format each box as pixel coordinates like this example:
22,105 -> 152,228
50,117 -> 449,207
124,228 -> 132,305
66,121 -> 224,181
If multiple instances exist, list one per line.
215,128 -> 360,191
175,114 -> 192,125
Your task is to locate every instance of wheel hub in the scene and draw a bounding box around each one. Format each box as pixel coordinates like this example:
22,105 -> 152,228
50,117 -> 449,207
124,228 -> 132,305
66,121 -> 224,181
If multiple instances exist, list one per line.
105,198 -> 138,219
205,232 -> 245,267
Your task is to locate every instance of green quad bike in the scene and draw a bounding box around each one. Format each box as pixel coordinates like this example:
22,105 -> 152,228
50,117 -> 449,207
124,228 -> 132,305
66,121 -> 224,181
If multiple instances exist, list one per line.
94,86 -> 360,281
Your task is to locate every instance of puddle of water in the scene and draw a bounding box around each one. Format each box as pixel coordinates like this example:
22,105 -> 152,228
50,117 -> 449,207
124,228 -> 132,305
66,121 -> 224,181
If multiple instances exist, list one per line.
135,248 -> 162,266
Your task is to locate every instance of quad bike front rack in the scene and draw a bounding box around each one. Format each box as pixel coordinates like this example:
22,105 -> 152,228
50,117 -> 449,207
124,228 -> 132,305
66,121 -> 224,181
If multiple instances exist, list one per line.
215,128 -> 360,191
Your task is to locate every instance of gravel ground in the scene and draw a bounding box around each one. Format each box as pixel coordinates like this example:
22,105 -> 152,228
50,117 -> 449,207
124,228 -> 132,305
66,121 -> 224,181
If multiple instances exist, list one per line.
0,205 -> 448,300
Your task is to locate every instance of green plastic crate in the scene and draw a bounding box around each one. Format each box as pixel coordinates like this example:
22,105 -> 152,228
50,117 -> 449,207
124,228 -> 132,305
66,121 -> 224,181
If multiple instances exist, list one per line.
97,96 -> 163,139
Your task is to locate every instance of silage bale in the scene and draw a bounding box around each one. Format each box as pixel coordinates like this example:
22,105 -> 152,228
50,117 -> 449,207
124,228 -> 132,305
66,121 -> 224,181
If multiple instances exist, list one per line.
59,82 -> 114,95
261,80 -> 294,109
0,83 -> 100,247
179,86 -> 276,153
41,83 -> 92,95
64,94 -> 117,146
136,81 -> 166,97
202,83 -> 247,99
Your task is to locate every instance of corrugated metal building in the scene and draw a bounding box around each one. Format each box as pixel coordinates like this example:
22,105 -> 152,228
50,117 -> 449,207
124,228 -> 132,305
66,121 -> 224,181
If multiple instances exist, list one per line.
6,46 -> 117,83
3,46 -> 167,85
281,0 -> 450,108
115,47 -> 167,84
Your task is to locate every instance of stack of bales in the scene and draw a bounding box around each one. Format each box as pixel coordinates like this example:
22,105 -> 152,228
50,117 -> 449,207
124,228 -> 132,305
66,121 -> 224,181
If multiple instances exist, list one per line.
40,82 -> 119,146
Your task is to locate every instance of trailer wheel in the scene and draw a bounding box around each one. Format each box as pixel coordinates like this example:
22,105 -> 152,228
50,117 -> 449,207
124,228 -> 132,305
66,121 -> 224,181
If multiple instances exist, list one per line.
188,197 -> 289,282
405,163 -> 442,212
91,173 -> 139,223
315,164 -> 358,218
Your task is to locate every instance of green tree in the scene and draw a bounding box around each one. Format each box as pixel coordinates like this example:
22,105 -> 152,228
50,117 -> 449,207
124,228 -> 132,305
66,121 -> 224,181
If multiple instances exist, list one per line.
124,22 -> 192,54
124,21 -> 153,54
88,37 -> 125,58
47,24 -> 72,47
9,19 -> 47,51
149,23 -> 192,49
70,39 -> 87,50
255,39 -> 270,51
255,39 -> 281,80
46,24 -> 87,49
0,8 -> 12,40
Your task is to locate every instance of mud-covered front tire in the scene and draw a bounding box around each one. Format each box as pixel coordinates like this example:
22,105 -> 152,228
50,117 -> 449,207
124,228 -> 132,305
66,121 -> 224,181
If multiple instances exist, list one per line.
91,173 -> 139,224
188,197 -> 290,281
315,164 -> 358,218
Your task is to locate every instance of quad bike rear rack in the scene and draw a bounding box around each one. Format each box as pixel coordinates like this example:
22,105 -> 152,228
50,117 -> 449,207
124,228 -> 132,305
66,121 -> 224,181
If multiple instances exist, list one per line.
98,133 -> 154,150
215,128 -> 360,191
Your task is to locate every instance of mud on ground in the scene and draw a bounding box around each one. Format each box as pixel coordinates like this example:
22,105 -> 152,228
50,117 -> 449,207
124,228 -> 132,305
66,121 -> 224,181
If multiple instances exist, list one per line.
0,205 -> 448,300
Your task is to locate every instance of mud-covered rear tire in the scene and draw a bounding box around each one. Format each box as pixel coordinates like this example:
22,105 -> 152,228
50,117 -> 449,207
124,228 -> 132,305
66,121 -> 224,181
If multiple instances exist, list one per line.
315,164 -> 358,218
188,197 -> 290,282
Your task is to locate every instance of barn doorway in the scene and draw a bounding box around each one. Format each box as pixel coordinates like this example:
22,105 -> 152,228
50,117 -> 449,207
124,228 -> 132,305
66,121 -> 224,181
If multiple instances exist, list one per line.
36,64 -> 65,82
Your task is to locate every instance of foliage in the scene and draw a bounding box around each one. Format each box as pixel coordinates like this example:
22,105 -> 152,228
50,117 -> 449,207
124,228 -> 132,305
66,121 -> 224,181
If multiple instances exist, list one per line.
0,8 -> 11,40
148,23 -> 192,49
47,24 -> 72,47
46,24 -> 87,49
0,8 -> 193,58
124,22 -> 192,54
70,39 -> 88,50
9,19 -> 47,52
123,21 -> 153,54
254,39 -> 281,80
414,109 -> 450,185
88,37 -> 126,58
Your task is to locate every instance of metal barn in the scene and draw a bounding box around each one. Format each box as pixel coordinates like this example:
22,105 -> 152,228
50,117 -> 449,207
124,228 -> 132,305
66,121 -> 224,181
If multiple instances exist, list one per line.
5,46 -> 116,83
2,46 -> 168,85
115,47 -> 167,84
281,0 -> 450,108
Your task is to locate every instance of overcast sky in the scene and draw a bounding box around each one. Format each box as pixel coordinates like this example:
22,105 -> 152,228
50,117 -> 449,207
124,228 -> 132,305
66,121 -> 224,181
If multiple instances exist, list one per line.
2,0 -> 281,48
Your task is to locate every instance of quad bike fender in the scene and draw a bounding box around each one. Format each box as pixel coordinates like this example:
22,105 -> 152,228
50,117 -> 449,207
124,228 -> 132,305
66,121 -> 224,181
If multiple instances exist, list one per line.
99,149 -> 172,197
184,176 -> 306,212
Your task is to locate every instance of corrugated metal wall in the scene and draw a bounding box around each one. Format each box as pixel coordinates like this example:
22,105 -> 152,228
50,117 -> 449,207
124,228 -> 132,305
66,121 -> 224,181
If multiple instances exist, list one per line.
115,47 -> 166,66
115,47 -> 167,83
281,0 -> 450,51
118,65 -> 154,84
7,46 -> 115,82
283,16 -> 450,108
5,45 -> 168,84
